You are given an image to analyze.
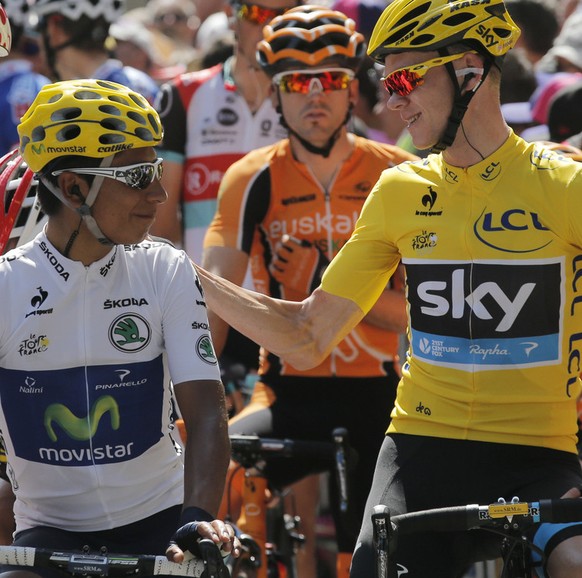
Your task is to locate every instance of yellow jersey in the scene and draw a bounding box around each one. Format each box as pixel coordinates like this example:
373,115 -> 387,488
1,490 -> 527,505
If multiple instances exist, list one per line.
322,132 -> 582,453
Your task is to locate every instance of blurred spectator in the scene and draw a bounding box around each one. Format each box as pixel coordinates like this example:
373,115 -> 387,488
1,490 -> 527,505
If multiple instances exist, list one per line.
538,10 -> 582,74
194,0 -> 223,26
0,0 -> 49,155
547,80 -> 582,142
149,0 -> 200,49
332,0 -> 389,40
531,71 -> 582,126
499,48 -> 539,136
505,0 -> 559,65
30,0 -> 160,103
195,7 -> 231,51
110,15 -> 190,82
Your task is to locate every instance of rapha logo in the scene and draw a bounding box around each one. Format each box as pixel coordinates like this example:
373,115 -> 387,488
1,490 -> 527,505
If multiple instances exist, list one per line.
416,186 -> 442,216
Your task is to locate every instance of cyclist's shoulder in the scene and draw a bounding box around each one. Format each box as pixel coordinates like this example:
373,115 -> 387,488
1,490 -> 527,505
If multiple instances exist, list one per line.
96,60 -> 159,101
223,141 -> 283,184
163,63 -> 224,93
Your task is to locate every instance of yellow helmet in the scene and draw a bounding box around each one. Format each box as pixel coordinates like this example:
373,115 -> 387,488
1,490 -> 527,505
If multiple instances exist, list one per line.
368,0 -> 521,63
257,5 -> 366,75
18,79 -> 162,173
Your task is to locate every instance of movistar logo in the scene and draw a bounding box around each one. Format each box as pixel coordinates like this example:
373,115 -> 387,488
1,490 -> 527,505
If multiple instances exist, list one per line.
109,313 -> 151,352
44,395 -> 120,442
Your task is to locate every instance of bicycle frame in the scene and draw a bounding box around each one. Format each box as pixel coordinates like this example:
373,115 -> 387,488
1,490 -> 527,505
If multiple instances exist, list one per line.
227,428 -> 351,578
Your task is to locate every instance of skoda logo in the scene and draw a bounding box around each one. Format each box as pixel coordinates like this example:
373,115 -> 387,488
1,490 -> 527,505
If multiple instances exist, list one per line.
109,314 -> 151,353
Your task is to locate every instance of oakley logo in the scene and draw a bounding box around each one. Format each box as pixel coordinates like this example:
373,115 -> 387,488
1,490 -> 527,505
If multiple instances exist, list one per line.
44,395 -> 119,442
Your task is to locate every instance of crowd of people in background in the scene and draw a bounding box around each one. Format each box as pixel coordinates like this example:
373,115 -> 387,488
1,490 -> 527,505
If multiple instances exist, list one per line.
3,0 -> 582,576
4,0 -> 582,153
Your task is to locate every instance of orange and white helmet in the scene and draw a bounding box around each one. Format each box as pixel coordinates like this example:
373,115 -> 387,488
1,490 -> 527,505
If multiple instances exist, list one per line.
257,5 -> 365,76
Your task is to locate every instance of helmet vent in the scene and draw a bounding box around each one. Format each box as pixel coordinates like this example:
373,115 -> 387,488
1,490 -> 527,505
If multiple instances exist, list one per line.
410,33 -> 436,46
147,114 -> 161,134
129,93 -> 148,109
384,22 -> 417,45
30,127 -> 46,142
128,111 -> 146,125
99,105 -> 121,116
74,90 -> 101,101
442,13 -> 475,26
135,127 -> 154,141
56,125 -> 81,142
394,2 -> 432,27
50,107 -> 82,121
100,118 -> 126,131
108,95 -> 131,106
98,133 -> 125,144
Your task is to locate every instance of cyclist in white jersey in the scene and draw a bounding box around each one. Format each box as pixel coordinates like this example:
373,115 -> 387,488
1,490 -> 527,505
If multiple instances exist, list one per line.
28,0 -> 159,104
0,78 -> 239,577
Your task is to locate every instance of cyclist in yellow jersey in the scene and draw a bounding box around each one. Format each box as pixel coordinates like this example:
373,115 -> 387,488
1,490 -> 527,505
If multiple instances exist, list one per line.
194,0 -> 582,575
202,7 -> 414,577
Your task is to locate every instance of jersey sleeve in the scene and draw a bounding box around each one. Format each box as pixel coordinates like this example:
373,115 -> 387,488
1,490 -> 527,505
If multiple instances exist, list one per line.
204,149 -> 271,253
321,174 -> 401,314
156,248 -> 221,384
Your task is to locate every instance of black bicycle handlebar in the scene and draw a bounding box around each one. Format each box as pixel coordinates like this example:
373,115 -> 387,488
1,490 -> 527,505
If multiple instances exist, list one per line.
229,429 -> 352,512
384,498 -> 582,535
0,539 -> 227,577
372,498 -> 582,578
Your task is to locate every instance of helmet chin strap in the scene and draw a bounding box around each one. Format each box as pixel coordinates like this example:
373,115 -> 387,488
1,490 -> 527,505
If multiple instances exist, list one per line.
276,91 -> 353,158
40,155 -> 115,250
430,51 -> 489,154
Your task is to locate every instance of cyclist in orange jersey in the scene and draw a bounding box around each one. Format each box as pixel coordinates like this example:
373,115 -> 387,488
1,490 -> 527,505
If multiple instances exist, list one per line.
202,6 -> 416,577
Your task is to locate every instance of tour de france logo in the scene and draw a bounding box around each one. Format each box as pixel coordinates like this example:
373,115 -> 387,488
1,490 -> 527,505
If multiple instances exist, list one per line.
109,314 -> 151,353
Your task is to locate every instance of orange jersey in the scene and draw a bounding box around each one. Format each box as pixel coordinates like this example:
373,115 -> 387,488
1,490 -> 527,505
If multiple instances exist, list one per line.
205,136 -> 417,378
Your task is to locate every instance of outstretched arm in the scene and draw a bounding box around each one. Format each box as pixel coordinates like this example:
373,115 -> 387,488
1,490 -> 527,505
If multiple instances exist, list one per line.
195,265 -> 365,371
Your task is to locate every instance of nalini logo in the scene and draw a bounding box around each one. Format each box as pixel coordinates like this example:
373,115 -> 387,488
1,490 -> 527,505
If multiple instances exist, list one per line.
416,186 -> 442,216
196,334 -> 217,365
109,314 -> 151,353
44,395 -> 120,442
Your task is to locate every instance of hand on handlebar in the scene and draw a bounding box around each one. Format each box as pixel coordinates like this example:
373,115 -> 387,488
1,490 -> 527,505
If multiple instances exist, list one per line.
166,513 -> 240,565
561,486 -> 582,499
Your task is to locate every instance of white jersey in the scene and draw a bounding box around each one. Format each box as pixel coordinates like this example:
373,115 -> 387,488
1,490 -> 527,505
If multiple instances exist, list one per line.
156,59 -> 287,263
0,233 -> 220,533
